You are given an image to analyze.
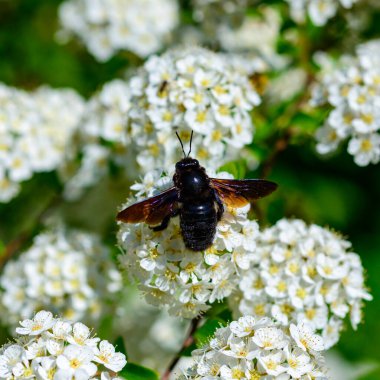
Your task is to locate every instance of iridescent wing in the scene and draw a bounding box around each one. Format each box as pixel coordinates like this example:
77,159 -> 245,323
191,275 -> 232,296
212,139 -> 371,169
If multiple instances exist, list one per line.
210,178 -> 277,208
117,187 -> 178,226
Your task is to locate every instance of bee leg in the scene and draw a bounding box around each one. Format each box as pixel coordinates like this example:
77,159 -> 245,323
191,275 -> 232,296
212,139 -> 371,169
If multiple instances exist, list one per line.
150,209 -> 179,231
214,190 -> 224,221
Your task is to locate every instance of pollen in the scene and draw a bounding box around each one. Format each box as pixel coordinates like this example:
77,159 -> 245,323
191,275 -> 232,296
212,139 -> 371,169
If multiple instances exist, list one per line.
193,93 -> 203,103
196,111 -> 207,123
266,359 -> 277,370
277,281 -> 287,292
165,269 -> 177,281
213,85 -> 227,95
253,279 -> 264,289
212,130 -> 223,141
218,105 -> 230,116
162,111 -> 173,122
361,113 -> 374,124
296,287 -> 307,299
269,265 -> 279,275
201,78 -> 210,87
31,323 -> 43,331
254,303 -> 266,316
281,303 -> 294,315
70,358 -> 81,369
185,263 -> 196,273
357,94 -> 367,104
12,157 -> 23,169
361,139 -> 372,151
288,358 -> 298,369
306,308 -> 316,320
231,368 -> 244,379
288,262 -> 299,274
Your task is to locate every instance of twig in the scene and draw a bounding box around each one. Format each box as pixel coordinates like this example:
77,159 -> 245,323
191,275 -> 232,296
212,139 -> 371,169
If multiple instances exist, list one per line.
0,233 -> 28,271
161,316 -> 202,380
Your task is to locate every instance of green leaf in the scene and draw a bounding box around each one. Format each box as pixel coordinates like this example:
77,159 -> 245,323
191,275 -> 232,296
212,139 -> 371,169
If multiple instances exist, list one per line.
119,363 -> 159,380
219,160 -> 247,179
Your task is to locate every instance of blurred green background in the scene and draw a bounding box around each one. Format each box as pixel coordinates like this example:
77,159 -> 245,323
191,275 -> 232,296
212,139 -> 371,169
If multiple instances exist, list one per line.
0,1 -> 379,378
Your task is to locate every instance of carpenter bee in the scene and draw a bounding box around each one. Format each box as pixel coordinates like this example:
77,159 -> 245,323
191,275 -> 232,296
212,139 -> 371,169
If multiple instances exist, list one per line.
117,132 -> 277,251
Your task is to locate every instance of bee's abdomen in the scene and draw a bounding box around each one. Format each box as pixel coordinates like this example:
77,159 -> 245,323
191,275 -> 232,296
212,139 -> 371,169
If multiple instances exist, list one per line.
180,202 -> 217,251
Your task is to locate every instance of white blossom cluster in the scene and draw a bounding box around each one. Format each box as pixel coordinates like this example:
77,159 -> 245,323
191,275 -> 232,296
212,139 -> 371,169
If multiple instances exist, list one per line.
126,46 -> 260,172
58,0 -> 179,61
178,316 -> 329,380
286,0 -> 358,26
117,170 -> 260,318
233,219 -> 372,349
0,311 -> 126,379
61,47 -> 261,199
0,226 -> 122,329
60,80 -> 135,200
0,84 -> 85,203
312,40 -> 380,166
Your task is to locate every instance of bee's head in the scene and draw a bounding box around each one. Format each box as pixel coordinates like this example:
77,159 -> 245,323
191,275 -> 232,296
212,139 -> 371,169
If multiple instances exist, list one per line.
175,157 -> 199,171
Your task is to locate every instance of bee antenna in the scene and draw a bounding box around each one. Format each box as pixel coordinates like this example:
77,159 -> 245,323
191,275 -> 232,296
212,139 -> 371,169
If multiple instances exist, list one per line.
176,132 -> 186,157
187,130 -> 193,157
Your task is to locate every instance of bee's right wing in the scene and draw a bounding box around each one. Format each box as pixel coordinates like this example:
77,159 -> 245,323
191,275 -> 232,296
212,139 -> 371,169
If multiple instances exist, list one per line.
116,187 -> 179,226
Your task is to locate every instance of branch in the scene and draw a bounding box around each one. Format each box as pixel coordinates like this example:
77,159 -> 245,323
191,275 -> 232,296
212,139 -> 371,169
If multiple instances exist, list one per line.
161,316 -> 202,380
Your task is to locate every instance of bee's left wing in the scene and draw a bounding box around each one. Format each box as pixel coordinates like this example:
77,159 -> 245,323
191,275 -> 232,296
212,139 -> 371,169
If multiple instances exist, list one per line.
117,187 -> 179,226
210,178 -> 277,208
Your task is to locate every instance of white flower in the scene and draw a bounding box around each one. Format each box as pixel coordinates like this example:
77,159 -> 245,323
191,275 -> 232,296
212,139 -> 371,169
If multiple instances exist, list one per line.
0,312 -> 127,380
179,317 -> 328,380
58,0 -> 179,61
0,225 -> 121,330
93,341 -> 127,372
0,345 -> 27,378
252,327 -> 287,350
290,323 -> 325,352
117,170 -> 259,318
286,0 -> 358,25
284,347 -> 314,378
16,311 -> 55,335
232,218 -> 372,349
312,39 -> 380,166
0,83 -> 85,203
56,345 -> 97,380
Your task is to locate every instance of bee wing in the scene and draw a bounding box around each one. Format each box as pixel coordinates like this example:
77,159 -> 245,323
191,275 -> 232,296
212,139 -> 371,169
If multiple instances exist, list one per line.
117,187 -> 179,226
210,178 -> 277,208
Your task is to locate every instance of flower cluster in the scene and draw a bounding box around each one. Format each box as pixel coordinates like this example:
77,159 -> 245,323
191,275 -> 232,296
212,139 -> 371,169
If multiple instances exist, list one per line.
0,226 -> 122,329
178,316 -> 328,379
233,219 -> 372,349
312,40 -> 380,166
117,170 -> 259,318
0,311 -> 126,379
0,84 -> 85,203
60,80 -> 135,200
286,0 -> 358,26
58,0 -> 179,61
126,46 -> 260,172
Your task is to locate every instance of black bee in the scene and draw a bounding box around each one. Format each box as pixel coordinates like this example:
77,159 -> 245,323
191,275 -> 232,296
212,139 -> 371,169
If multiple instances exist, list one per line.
117,132 -> 278,251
